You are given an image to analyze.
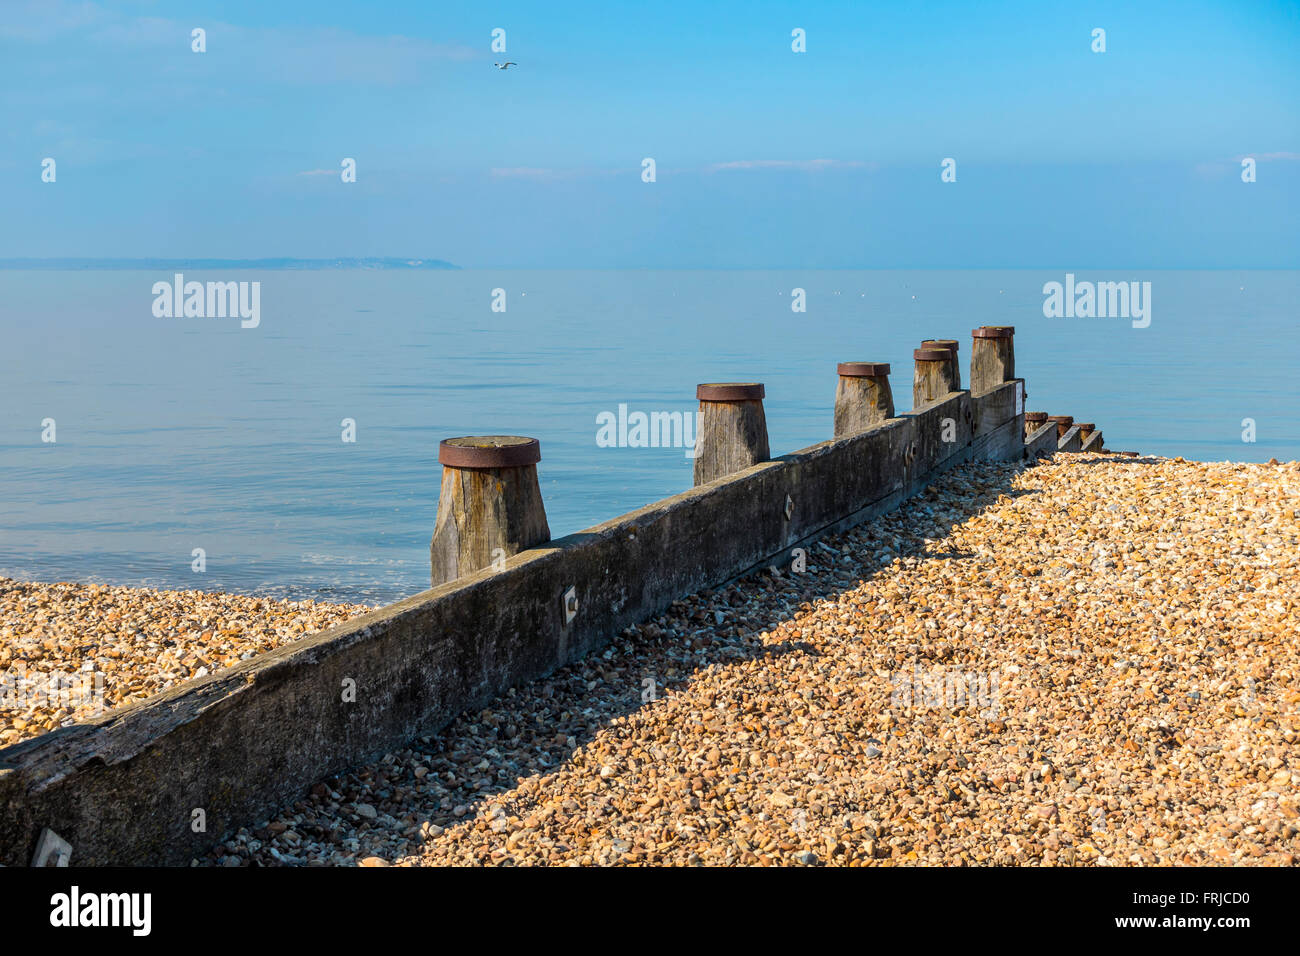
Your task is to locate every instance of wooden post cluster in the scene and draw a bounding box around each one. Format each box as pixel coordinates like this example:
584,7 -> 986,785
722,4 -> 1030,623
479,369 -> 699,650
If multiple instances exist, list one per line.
912,348 -> 957,408
1047,415 -> 1074,439
833,362 -> 894,437
430,436 -> 551,587
430,337 -> 1111,581
1024,411 -> 1048,439
970,326 -> 1015,395
693,383 -> 770,485
920,339 -> 961,391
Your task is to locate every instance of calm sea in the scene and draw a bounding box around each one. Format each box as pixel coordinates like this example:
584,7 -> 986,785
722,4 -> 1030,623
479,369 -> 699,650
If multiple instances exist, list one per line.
1,269 -> 1295,604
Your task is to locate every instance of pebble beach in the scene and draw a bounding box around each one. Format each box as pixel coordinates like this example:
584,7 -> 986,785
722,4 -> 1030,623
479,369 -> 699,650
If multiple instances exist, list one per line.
4,453 -> 1297,865
202,452 -> 1299,867
0,581 -> 371,746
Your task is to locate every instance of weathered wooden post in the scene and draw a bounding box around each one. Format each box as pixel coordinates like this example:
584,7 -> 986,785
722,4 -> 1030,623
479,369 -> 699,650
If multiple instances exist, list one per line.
1077,422 -> 1104,452
430,436 -> 551,587
912,348 -> 956,408
1047,415 -> 1074,440
920,339 -> 961,390
834,362 -> 894,437
1023,410 -> 1058,460
1024,411 -> 1048,440
970,326 -> 1015,394
693,383 -> 770,485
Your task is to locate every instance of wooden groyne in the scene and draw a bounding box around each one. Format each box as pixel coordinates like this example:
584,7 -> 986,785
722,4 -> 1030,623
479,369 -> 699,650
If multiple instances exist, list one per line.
0,327 -> 1118,866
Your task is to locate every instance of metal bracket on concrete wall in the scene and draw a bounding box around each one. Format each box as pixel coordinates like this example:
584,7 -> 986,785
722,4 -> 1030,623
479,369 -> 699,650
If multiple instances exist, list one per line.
561,586 -> 578,625
783,494 -> 794,521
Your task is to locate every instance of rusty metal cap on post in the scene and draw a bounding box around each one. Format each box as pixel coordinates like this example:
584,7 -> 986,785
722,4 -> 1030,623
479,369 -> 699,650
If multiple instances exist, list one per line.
913,348 -> 950,361
439,435 -> 541,469
1024,412 -> 1048,423
972,326 -> 1015,338
696,383 -> 765,402
837,362 -> 891,377
921,339 -> 959,352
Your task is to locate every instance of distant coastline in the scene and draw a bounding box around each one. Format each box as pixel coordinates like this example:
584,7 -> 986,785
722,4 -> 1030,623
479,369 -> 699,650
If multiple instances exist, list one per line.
0,257 -> 459,271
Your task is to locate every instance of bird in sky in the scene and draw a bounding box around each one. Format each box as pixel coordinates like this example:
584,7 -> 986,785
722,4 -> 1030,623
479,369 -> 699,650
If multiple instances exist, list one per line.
494,62 -> 517,70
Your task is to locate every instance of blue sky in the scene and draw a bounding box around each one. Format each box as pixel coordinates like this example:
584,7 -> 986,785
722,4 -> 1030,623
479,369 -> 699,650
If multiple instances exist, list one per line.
2,0 -> 1298,266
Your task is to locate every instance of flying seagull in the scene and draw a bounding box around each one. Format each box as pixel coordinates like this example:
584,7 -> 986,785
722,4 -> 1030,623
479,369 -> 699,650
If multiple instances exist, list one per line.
494,62 -> 517,70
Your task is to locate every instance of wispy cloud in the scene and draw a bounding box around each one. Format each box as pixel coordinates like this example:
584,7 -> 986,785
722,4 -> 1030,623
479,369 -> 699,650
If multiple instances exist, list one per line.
1195,151 -> 1300,177
0,0 -> 108,41
3,1 -> 478,86
490,167 -> 557,179
708,159 -> 875,172
487,161 -> 875,181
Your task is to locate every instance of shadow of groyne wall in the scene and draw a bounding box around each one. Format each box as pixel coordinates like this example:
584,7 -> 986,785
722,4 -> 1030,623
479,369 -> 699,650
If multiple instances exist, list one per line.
246,464 -> 1038,866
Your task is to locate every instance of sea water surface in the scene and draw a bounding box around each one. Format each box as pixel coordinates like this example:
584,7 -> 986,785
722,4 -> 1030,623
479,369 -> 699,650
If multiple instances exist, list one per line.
1,269 -> 1296,604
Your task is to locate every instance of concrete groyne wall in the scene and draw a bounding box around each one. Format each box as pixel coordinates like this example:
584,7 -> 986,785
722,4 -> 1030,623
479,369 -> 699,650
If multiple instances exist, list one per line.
0,333 -> 1110,866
